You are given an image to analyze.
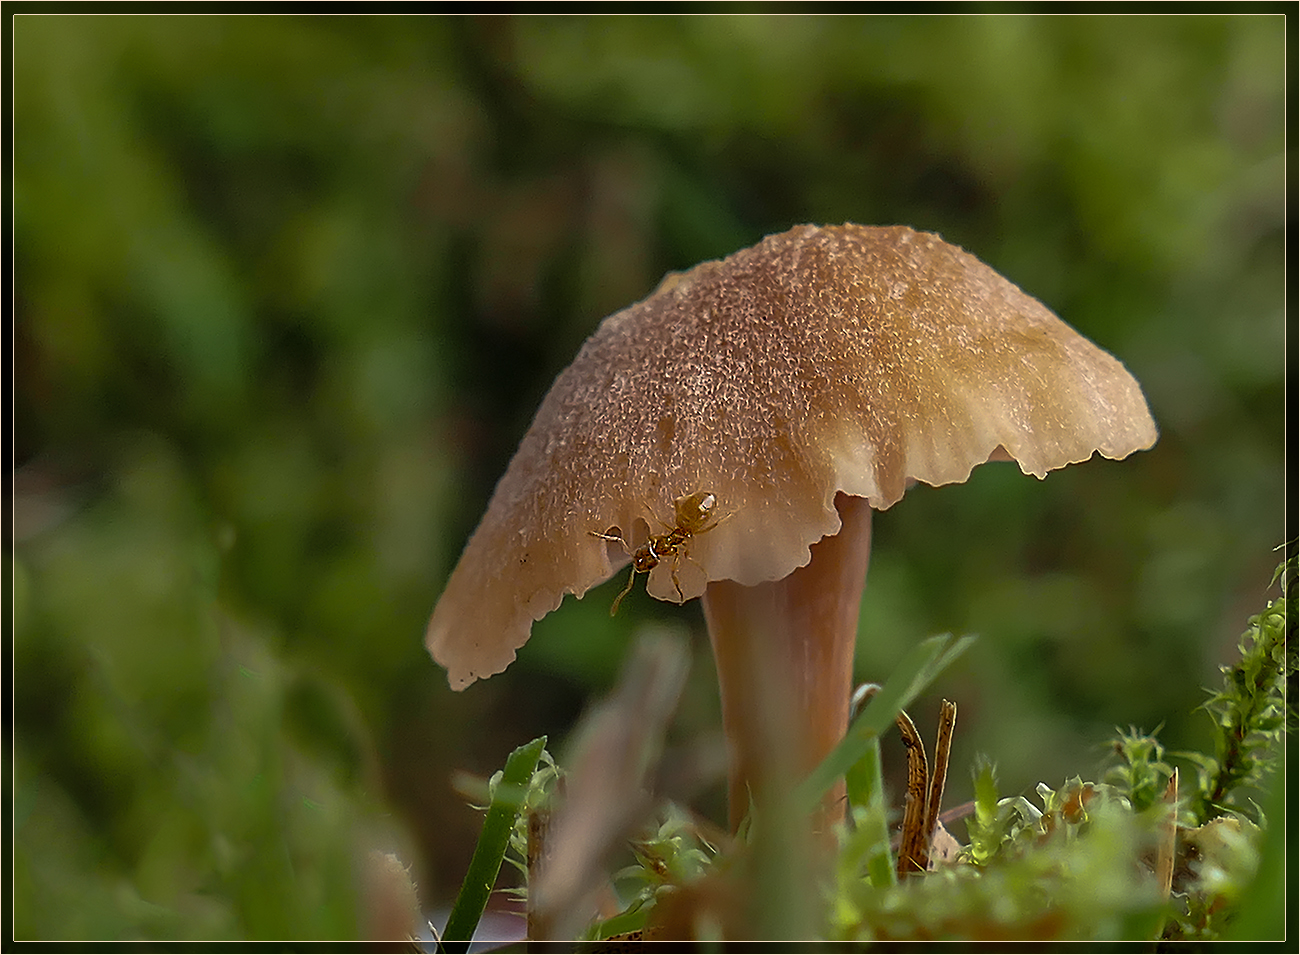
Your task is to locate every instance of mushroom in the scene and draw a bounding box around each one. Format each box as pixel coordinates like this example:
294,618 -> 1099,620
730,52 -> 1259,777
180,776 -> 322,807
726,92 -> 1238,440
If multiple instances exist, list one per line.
426,223 -> 1157,831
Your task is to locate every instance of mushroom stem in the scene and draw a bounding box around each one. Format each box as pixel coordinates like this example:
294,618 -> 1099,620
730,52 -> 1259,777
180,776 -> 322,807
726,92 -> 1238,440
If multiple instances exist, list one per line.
702,493 -> 872,833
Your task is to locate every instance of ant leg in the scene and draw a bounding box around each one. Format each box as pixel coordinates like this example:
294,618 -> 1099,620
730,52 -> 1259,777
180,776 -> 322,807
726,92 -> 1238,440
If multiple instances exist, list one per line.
589,529 -> 630,550
683,551 -> 707,579
696,509 -> 735,535
641,501 -> 674,534
609,565 -> 638,616
590,528 -> 640,614
669,555 -> 686,604
673,551 -> 712,603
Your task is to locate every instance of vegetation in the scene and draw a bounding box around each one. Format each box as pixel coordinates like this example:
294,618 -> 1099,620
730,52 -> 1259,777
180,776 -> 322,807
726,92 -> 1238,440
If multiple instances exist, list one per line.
447,554 -> 1293,943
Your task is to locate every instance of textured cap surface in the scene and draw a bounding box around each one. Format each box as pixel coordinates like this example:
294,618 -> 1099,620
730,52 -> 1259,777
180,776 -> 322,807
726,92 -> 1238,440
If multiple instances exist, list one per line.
428,224 -> 1158,688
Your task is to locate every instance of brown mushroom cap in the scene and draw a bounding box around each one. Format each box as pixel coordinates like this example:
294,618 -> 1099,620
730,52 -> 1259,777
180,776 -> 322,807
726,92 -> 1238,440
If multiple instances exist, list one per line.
428,224 -> 1157,689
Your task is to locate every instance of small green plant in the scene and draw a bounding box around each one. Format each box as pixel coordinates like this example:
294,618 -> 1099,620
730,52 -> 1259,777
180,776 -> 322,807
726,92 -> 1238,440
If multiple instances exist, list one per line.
1106,727 -> 1181,816
1099,549 -> 1294,941
446,551 -> 1294,942
1179,553 -> 1294,827
439,736 -> 550,952
497,745 -> 562,896
832,771 -> 1168,941
585,804 -> 719,941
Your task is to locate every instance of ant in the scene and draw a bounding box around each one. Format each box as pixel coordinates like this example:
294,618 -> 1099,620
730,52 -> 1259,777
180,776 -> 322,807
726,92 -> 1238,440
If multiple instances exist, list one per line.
589,490 -> 727,615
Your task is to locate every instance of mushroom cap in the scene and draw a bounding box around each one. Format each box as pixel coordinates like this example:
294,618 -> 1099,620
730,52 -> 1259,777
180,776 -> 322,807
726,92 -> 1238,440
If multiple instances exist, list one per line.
428,224 -> 1157,689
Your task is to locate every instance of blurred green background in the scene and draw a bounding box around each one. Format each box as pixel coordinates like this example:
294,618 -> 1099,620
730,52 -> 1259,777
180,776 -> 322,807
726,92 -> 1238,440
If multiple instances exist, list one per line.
12,13 -> 1288,940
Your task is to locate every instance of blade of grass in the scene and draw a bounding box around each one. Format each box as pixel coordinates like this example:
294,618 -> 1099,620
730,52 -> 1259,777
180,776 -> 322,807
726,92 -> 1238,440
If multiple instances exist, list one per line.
440,735 -> 547,952
844,735 -> 895,888
844,728 -> 882,816
797,632 -> 974,812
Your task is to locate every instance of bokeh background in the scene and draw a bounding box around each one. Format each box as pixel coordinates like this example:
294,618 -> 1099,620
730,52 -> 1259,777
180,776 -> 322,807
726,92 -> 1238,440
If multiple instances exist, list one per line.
12,13 -> 1290,940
